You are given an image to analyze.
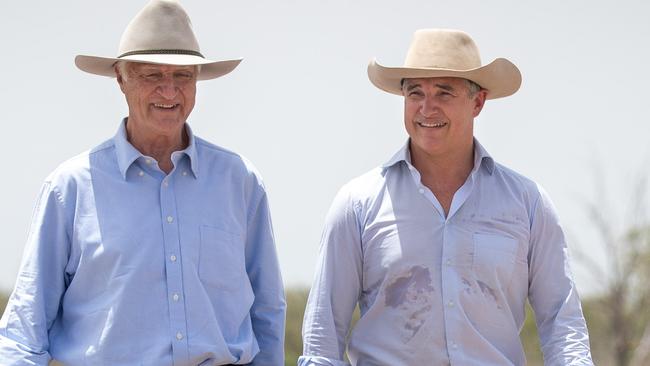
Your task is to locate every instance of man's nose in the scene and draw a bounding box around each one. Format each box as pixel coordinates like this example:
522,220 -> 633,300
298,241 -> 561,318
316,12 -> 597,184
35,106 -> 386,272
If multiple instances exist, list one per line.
420,96 -> 438,117
156,76 -> 179,99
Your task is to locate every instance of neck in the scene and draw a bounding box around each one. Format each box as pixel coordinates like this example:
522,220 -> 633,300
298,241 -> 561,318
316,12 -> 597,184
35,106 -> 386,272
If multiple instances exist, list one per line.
126,121 -> 188,174
412,140 -> 474,178
410,140 -> 475,215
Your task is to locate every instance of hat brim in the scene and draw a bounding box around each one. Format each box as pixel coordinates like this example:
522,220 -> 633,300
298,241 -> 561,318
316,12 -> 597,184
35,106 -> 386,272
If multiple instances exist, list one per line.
75,54 -> 242,81
367,57 -> 521,99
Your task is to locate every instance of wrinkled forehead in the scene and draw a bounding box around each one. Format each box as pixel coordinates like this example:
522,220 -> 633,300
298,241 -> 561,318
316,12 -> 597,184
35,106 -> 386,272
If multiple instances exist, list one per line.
401,76 -> 469,89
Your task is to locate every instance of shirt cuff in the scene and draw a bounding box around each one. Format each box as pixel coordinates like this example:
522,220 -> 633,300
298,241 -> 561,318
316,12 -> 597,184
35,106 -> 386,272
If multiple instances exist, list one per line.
297,355 -> 350,366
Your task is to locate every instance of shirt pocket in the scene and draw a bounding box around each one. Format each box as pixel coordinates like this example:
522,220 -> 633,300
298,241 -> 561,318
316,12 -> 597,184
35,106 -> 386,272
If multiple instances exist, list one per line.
472,232 -> 519,286
199,225 -> 246,290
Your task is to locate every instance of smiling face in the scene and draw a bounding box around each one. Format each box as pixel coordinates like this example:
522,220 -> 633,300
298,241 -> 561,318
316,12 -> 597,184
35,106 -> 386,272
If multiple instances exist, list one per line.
402,77 -> 486,162
115,62 -> 197,143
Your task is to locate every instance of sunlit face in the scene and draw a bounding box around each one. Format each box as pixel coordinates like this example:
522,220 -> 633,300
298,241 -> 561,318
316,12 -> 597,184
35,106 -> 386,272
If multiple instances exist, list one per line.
116,62 -> 197,140
402,77 -> 486,160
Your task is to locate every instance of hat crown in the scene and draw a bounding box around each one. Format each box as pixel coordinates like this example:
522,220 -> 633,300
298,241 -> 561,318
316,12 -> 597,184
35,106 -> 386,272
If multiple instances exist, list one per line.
367,28 -> 521,99
118,0 -> 200,55
404,29 -> 481,71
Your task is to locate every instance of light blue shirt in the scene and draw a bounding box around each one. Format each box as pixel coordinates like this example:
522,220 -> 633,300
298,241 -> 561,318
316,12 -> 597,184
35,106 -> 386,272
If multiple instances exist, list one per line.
299,140 -> 592,366
0,120 -> 286,365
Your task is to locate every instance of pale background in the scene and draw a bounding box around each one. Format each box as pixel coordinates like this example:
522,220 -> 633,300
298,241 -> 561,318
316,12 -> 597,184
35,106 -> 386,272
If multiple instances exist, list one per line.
1,0 -> 649,297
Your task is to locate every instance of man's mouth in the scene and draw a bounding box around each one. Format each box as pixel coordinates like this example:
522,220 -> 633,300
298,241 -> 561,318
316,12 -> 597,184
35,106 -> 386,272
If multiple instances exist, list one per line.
153,103 -> 179,110
416,121 -> 447,128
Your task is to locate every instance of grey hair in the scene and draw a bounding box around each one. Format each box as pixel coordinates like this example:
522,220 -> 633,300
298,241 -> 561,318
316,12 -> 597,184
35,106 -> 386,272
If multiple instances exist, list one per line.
465,79 -> 483,96
115,61 -> 130,81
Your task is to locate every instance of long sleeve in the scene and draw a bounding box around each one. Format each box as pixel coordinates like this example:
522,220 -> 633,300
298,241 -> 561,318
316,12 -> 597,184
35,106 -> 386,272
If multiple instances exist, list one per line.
0,181 -> 71,365
299,187 -> 363,366
245,188 -> 286,366
528,186 -> 593,365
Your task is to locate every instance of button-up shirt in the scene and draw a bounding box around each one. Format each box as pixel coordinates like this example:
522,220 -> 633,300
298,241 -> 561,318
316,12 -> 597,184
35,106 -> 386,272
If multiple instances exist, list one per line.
0,120 -> 286,365
299,140 -> 592,366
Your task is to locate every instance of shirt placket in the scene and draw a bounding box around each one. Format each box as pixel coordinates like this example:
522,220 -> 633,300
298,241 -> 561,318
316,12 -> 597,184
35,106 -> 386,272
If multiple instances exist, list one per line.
407,160 -> 478,364
442,174 -> 476,365
404,163 -> 453,362
440,223 -> 462,364
159,170 -> 190,364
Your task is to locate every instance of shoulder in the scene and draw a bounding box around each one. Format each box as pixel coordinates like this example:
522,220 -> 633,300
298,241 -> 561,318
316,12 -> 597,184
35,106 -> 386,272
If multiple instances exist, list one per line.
37,139 -> 114,209
489,161 -> 555,221
45,139 -> 114,188
327,166 -> 390,222
338,166 -> 387,204
194,136 -> 266,189
492,161 -> 544,198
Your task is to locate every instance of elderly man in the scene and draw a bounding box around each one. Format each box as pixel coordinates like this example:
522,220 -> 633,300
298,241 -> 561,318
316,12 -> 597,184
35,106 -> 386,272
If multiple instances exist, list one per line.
0,1 -> 285,365
299,29 -> 592,365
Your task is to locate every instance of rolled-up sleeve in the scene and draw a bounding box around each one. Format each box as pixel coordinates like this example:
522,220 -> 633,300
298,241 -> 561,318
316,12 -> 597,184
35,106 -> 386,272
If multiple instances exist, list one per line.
0,181 -> 71,365
299,186 -> 363,366
245,185 -> 286,366
528,186 -> 593,365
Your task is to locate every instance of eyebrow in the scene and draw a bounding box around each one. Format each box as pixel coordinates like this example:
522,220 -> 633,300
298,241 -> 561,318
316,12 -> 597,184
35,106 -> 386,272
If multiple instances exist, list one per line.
137,67 -> 194,73
435,83 -> 455,92
405,83 -> 421,92
404,82 -> 456,93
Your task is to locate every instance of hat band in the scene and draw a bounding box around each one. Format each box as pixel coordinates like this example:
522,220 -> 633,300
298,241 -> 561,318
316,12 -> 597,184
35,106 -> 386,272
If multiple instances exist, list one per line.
118,49 -> 205,58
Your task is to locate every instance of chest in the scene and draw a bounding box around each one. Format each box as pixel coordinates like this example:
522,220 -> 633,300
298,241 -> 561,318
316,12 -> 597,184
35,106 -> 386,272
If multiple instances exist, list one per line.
358,187 -> 531,306
66,172 -> 249,283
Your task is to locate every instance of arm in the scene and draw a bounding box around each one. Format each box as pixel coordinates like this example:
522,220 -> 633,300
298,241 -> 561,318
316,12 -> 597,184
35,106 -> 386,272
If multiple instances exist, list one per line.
299,187 -> 363,366
528,186 -> 593,366
0,181 -> 71,365
245,187 -> 286,366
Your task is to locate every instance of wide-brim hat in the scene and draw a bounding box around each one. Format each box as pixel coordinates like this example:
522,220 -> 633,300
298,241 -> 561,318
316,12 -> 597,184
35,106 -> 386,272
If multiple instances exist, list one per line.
367,29 -> 522,99
75,0 -> 241,81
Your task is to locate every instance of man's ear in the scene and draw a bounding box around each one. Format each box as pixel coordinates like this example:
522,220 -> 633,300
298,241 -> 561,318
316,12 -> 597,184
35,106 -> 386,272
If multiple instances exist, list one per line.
472,89 -> 488,117
115,64 -> 126,93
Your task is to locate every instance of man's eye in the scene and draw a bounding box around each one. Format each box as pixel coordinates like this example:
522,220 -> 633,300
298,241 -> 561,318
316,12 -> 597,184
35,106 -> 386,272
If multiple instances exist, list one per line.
143,73 -> 162,81
175,72 -> 194,81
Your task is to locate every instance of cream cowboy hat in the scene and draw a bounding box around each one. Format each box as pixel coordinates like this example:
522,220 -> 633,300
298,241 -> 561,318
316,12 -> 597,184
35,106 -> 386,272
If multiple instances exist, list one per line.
75,0 -> 241,80
367,29 -> 522,99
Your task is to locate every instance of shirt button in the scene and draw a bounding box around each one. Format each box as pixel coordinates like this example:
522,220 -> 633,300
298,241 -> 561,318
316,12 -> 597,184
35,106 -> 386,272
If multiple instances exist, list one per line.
172,293 -> 180,302
446,259 -> 452,266
447,300 -> 455,307
138,171 -> 144,177
176,332 -> 183,340
145,158 -> 152,165
182,171 -> 188,176
418,188 -> 425,194
452,342 -> 458,349
170,254 -> 177,262
166,216 -> 174,223
163,180 -> 169,187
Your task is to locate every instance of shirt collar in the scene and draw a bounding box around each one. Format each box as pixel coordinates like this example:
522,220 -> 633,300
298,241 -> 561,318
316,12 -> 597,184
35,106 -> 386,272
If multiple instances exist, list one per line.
381,140 -> 412,170
381,138 -> 495,175
182,124 -> 200,178
472,138 -> 495,175
113,118 -> 200,179
114,119 -> 142,179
